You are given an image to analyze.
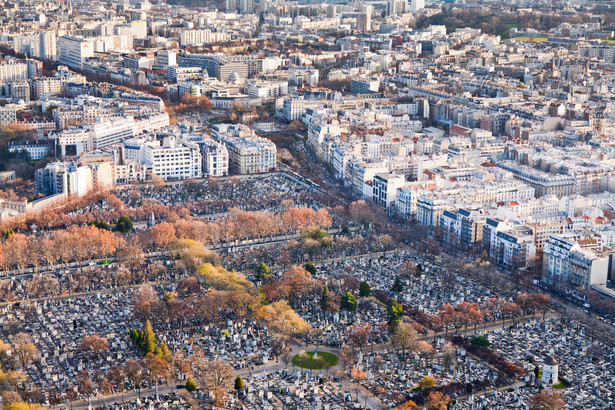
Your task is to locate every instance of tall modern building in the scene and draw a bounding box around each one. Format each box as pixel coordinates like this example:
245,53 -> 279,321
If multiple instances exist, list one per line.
357,4 -> 373,33
35,162 -> 93,197
39,32 -> 57,61
57,36 -> 94,70
156,50 -> 177,69
388,0 -> 407,16
240,0 -> 254,13
0,61 -> 28,82
410,0 -> 424,13
12,33 -> 40,57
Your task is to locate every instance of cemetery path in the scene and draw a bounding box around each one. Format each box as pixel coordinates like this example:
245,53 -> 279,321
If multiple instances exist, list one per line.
67,385 -> 177,409
57,307 -> 561,409
455,379 -> 526,402
341,377 -> 388,410
65,343 -> 387,409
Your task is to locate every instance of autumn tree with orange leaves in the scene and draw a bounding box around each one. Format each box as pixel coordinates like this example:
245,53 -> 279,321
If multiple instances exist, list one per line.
530,389 -> 565,410
425,391 -> 450,410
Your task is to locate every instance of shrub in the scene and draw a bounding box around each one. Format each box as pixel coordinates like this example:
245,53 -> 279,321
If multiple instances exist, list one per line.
470,336 -> 490,348
185,376 -> 197,392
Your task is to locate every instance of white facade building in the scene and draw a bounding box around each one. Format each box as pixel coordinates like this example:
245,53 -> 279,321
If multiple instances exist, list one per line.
35,162 -> 92,197
57,36 -> 94,70
0,61 -> 28,82
142,136 -> 202,180
200,139 -> 229,177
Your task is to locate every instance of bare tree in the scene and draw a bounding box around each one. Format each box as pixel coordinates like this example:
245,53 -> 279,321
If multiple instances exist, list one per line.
144,352 -> 170,398
530,389 -> 565,410
124,359 -> 144,396
271,334 -> 290,363
78,335 -> 109,356
195,358 -> 235,394
391,323 -> 419,361
281,352 -> 292,369
441,341 -> 456,376
12,333 -> 39,369
339,346 -> 356,371
192,357 -> 235,407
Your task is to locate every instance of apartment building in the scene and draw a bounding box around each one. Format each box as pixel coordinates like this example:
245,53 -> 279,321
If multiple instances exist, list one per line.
351,77 -> 379,94
119,92 -> 165,112
141,136 -> 202,180
416,195 -> 451,227
282,96 -> 320,121
39,32 -> 57,61
212,125 -> 276,174
200,139 -> 229,177
543,235 -> 611,290
0,61 -> 28,82
179,29 -> 231,47
498,162 -> 576,198
57,36 -> 94,70
156,50 -> 177,70
9,140 -> 50,160
0,105 -> 18,125
490,226 -> 536,271
222,135 -> 276,174
35,162 -> 93,197
178,54 -> 262,81
395,187 -> 427,219
88,116 -> 135,150
441,208 -> 486,249
372,173 -> 405,208
244,80 -> 289,100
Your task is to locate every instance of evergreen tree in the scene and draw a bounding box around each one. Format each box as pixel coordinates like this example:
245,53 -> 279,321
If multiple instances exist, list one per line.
129,329 -> 139,343
470,336 -> 490,348
340,292 -> 357,312
416,264 -> 423,276
359,281 -> 371,297
304,261 -> 317,275
159,341 -> 170,357
143,319 -> 153,334
387,299 -> 404,328
153,345 -> 163,357
141,320 -> 157,354
90,220 -> 110,230
116,216 -> 134,233
234,376 -> 244,392
392,276 -> 404,294
255,262 -> 271,281
185,376 -> 197,392
320,285 -> 333,311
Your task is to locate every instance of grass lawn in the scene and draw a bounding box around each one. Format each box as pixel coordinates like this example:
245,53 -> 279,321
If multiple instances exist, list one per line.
512,36 -> 548,42
553,378 -> 571,389
292,351 -> 339,369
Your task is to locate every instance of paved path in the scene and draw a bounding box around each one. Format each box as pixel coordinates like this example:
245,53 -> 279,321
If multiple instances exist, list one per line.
60,311 -> 555,410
